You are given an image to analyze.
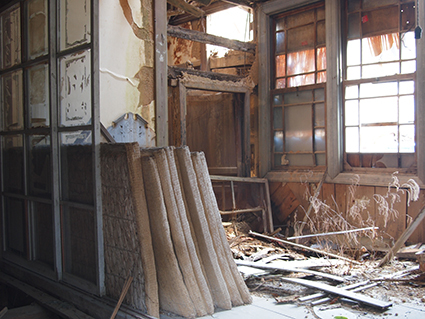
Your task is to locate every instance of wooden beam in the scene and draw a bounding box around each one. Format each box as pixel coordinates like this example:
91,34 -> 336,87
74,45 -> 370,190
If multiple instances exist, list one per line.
235,260 -> 345,282
167,25 -> 256,53
155,0 -> 169,146
281,277 -> 392,310
249,231 -> 361,265
168,66 -> 244,82
168,2 -> 235,25
167,0 -> 205,18
378,205 -> 425,267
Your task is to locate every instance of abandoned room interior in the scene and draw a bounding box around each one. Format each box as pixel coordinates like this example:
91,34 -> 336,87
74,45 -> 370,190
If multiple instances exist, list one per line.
0,0 -> 425,318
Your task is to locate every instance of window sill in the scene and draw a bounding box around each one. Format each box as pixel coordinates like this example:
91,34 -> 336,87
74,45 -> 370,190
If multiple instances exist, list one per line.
265,169 -> 425,189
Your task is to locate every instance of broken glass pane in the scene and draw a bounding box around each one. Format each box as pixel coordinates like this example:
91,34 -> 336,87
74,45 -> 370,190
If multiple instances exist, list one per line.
399,80 -> 414,94
60,0 -> 91,50
360,82 -> 397,98
399,124 -> 415,152
345,85 -> 359,99
345,127 -> 359,152
401,31 -> 416,60
273,94 -> 283,105
285,104 -> 313,152
360,126 -> 398,153
2,70 -> 23,131
359,97 -> 398,124
1,5 -> 21,69
345,100 -> 359,126
399,95 -> 414,124
276,78 -> 286,89
59,50 -> 91,127
362,34 -> 399,64
362,62 -> 399,78
29,63 -> 49,128
347,39 -> 361,66
27,0 -> 48,59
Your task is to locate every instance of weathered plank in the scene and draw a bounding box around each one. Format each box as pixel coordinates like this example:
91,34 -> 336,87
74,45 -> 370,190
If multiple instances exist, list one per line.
168,66 -> 244,82
281,277 -> 392,310
235,260 -> 345,282
167,0 -> 205,17
167,25 -> 256,53
210,53 -> 255,69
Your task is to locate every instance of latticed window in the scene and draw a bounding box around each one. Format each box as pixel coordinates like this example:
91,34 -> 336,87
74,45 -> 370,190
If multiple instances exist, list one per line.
271,1 -> 326,169
343,0 -> 417,171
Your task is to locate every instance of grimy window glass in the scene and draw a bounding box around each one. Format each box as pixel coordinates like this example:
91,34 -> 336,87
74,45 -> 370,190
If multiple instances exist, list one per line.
343,0 -> 416,170
271,1 -> 326,169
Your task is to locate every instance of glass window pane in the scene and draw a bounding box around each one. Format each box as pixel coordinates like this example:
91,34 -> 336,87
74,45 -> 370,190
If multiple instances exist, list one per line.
362,34 -> 400,64
285,154 -> 314,166
316,153 -> 326,166
287,24 -> 314,52
360,82 -> 397,98
276,55 -> 286,77
399,80 -> 414,94
2,70 -> 23,131
1,5 -> 21,69
317,21 -> 326,45
314,128 -> 326,151
29,135 -> 51,198
33,202 -> 54,267
360,126 -> 398,153
347,13 -> 360,39
401,31 -> 416,60
314,88 -> 325,101
284,90 -> 312,104
399,95 -> 414,124
29,63 -> 49,128
274,131 -> 283,152
287,49 -> 315,75
60,50 -> 92,127
62,206 -> 96,283
347,66 -> 360,80
345,100 -> 359,126
27,0 -> 48,59
275,154 -> 287,166
401,60 -> 416,74
60,0 -> 91,50
286,9 -> 314,29
5,197 -> 26,256
287,74 -> 315,87
346,127 -> 359,153
276,18 -> 285,31
345,85 -> 359,99
399,124 -> 415,152
60,131 -> 93,204
362,62 -> 399,78
347,39 -> 361,66
285,105 -> 313,152
276,78 -> 286,89
273,94 -> 283,105
317,47 -> 326,70
314,103 -> 325,127
276,32 -> 285,54
360,97 -> 398,124
317,71 -> 326,83
273,108 -> 283,129
3,135 -> 24,193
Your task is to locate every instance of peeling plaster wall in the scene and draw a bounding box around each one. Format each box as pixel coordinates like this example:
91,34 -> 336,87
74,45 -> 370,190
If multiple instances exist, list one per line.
100,0 -> 155,146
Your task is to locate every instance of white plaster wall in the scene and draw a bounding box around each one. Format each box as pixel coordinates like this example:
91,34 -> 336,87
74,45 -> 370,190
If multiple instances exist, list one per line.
99,0 -> 148,129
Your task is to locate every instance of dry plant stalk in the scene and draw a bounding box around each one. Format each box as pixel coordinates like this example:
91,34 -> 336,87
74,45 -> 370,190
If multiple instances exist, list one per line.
294,172 -> 420,257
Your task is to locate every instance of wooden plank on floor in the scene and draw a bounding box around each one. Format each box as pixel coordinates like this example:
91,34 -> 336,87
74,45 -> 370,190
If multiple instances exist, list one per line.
281,277 -> 392,310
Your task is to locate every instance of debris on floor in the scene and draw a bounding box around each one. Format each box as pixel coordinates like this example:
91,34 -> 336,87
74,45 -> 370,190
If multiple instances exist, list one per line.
225,223 -> 425,317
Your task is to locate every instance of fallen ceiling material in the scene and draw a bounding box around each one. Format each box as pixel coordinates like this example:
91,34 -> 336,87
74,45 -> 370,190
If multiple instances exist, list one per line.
125,144 -> 251,318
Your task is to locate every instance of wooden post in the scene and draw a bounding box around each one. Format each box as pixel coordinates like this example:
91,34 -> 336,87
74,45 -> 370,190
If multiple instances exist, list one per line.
378,205 -> 425,267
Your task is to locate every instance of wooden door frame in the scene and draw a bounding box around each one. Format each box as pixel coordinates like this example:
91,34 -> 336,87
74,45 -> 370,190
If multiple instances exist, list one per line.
178,78 -> 251,177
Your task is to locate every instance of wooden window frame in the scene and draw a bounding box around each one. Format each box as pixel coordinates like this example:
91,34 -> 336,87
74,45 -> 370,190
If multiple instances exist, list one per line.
258,0 -> 425,187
